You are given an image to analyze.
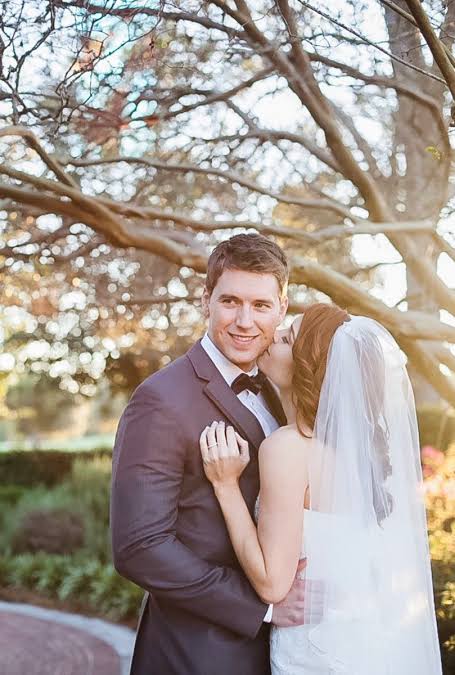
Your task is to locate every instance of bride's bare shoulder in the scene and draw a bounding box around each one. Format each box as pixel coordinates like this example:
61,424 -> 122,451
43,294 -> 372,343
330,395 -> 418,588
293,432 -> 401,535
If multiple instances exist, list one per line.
259,424 -> 311,458
258,426 -> 309,482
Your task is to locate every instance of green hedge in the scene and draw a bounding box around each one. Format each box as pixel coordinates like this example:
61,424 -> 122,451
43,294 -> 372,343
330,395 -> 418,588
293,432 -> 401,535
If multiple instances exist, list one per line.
0,456 -> 113,563
0,454 -> 142,622
0,449 -> 112,487
0,552 -> 143,621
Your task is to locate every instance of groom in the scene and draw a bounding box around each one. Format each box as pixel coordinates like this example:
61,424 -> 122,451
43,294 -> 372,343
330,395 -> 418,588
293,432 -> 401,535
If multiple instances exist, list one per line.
111,234 -> 306,674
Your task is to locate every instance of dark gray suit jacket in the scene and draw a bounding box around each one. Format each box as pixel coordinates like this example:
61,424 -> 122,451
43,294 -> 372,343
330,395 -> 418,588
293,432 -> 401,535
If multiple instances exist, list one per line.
111,340 -> 286,675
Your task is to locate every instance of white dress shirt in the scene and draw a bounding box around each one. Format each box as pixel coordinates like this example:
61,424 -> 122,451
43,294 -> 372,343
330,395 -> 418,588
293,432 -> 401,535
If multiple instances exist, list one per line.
201,334 -> 279,437
201,333 -> 277,623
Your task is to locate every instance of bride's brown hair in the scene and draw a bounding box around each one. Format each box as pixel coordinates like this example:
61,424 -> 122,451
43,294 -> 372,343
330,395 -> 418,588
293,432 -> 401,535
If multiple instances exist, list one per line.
292,303 -> 350,436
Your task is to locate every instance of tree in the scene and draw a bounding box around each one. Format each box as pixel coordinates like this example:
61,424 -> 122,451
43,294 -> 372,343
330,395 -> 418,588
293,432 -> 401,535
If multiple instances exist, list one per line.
0,0 -> 454,404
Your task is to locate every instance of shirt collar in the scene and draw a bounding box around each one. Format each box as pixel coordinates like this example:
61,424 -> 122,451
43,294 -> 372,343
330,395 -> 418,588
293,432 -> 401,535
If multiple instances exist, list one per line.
200,333 -> 258,386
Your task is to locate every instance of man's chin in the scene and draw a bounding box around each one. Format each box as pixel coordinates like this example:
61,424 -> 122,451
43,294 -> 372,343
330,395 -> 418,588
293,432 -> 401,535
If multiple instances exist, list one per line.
214,335 -> 266,369
231,358 -> 257,370
227,348 -> 260,370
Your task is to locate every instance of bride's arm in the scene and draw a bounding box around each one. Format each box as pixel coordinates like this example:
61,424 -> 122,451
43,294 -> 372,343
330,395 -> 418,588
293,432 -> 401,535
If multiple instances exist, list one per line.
200,422 -> 307,604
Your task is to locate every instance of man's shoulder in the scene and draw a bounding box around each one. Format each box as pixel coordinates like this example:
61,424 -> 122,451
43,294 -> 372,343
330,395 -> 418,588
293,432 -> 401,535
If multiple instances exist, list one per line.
133,342 -> 202,403
143,351 -> 191,384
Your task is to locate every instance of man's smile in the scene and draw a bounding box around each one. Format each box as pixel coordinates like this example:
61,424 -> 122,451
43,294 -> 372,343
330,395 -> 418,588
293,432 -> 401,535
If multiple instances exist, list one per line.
228,333 -> 259,346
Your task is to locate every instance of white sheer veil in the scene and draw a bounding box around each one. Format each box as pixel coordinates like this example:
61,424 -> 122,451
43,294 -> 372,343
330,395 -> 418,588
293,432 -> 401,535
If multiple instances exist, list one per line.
303,316 -> 442,674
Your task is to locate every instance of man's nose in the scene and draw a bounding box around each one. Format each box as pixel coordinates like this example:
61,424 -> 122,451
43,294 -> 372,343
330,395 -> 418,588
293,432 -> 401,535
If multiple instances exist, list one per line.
236,305 -> 254,328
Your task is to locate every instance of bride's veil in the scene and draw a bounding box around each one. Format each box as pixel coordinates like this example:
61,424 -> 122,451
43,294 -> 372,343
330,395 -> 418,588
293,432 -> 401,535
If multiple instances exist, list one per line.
303,316 -> 442,674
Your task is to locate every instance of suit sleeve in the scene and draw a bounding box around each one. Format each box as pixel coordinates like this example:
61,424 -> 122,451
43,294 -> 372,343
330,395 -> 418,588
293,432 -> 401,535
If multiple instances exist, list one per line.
110,383 -> 268,639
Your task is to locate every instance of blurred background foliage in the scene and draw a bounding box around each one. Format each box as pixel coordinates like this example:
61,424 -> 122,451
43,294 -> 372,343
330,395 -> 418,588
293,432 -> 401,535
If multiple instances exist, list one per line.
0,455 -> 143,622
424,443 -> 455,672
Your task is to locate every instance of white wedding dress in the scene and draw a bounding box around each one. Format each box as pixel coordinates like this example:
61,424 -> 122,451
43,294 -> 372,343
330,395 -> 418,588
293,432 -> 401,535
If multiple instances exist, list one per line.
269,508 -> 332,675
255,502 -> 361,674
255,499 -> 333,674
254,318 -> 441,675
261,504 -> 441,675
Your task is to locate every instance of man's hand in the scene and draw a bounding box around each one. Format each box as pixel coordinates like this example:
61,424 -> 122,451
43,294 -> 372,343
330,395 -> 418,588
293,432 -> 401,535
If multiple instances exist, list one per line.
271,559 -> 307,627
271,559 -> 324,628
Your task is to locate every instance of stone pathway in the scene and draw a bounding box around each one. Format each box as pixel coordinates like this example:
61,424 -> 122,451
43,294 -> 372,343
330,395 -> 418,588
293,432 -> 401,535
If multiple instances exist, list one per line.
0,602 -> 135,675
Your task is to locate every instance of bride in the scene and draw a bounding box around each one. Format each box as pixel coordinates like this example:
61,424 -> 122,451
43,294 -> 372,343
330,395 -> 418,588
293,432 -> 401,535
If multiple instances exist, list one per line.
200,303 -> 442,674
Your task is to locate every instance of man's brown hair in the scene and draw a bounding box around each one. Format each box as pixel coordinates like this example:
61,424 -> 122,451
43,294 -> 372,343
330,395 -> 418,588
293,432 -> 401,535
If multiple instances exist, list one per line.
205,233 -> 289,296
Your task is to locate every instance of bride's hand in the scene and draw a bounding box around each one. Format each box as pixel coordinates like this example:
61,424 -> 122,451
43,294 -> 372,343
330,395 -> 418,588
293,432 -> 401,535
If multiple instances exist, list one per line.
199,421 -> 250,489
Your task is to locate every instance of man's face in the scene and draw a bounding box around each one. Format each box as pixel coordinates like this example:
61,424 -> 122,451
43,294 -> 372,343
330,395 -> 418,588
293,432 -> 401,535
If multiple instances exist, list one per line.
202,268 -> 288,371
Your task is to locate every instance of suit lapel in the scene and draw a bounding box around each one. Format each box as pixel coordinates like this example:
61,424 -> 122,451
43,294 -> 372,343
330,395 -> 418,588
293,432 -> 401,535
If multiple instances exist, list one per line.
187,341 -> 265,451
204,378 -> 265,451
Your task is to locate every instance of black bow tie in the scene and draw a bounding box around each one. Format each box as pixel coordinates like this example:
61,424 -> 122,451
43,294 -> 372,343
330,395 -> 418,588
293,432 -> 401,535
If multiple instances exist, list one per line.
231,371 -> 268,395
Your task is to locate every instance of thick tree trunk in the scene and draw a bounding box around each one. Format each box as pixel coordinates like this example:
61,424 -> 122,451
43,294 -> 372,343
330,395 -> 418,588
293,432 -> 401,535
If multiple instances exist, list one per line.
384,0 -> 449,404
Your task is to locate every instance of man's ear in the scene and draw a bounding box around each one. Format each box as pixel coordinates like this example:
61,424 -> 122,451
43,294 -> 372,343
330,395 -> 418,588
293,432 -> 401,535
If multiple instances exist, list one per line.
201,287 -> 211,319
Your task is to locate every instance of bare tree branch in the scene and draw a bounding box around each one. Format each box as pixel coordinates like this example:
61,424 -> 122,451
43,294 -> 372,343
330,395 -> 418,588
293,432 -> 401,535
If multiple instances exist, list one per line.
140,66 -> 275,124
379,0 -> 455,67
123,294 -> 200,307
217,0 -> 393,221
404,0 -> 455,100
0,181 -> 207,270
400,338 -> 455,405
298,1 -> 447,85
64,156 -> 354,219
2,169 -> 453,353
290,256 -> 455,344
0,126 -> 77,187
308,52 -> 445,123
4,163 -> 444,248
55,0 -> 245,40
436,233 -> 455,263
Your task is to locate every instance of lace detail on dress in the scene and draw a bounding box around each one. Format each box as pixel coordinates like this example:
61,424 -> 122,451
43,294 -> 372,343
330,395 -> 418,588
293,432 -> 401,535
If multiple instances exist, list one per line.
256,495 -> 341,674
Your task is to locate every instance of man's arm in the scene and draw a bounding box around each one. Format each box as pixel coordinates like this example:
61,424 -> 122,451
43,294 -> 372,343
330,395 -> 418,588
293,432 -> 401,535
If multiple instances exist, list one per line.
110,384 -> 268,639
